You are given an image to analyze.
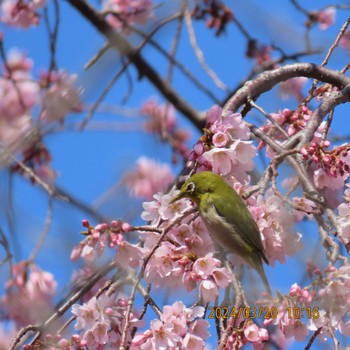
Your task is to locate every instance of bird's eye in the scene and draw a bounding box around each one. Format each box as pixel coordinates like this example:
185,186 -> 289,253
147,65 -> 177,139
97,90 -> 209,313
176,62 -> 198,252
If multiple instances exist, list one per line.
186,182 -> 196,194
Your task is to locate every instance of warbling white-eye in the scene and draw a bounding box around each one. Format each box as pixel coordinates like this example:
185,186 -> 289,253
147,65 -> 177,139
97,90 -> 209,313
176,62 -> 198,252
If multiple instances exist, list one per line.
171,171 -> 271,294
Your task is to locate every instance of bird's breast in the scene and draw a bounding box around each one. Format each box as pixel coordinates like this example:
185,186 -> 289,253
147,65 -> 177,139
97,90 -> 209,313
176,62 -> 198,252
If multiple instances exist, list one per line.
201,203 -> 250,254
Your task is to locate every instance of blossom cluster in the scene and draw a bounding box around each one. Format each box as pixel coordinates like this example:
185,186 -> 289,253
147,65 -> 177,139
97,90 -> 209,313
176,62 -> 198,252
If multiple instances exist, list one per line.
71,219 -> 146,269
301,142 -> 350,179
191,0 -> 233,36
141,99 -> 191,162
189,105 -> 256,183
122,157 -> 175,200
0,0 -> 47,28
227,320 -> 269,349
0,49 -> 38,152
264,283 -> 314,341
0,48 -> 82,184
131,301 -> 210,349
336,183 -> 350,244
72,294 -> 143,348
102,0 -> 153,32
23,334 -> 87,350
265,263 -> 350,343
2,261 -> 57,329
247,189 -> 303,265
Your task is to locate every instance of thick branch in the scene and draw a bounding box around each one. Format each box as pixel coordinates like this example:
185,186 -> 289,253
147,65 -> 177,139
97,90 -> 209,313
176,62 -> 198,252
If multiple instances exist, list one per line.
223,63 -> 350,116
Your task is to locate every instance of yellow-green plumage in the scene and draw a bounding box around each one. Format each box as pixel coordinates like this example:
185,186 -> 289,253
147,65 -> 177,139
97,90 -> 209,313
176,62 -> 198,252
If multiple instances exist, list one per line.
172,171 -> 271,294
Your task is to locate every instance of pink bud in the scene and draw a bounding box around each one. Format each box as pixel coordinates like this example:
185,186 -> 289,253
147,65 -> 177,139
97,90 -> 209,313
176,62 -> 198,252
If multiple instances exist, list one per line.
111,220 -> 121,228
300,147 -> 309,156
194,142 -> 204,155
72,334 -> 80,342
105,307 -> 113,316
323,155 -> 331,164
322,140 -> 331,148
122,222 -> 132,232
82,219 -> 90,228
58,339 -> 69,347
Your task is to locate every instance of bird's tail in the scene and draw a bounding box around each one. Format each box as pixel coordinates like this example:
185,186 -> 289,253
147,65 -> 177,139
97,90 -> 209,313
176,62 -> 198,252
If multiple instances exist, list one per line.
248,256 -> 272,295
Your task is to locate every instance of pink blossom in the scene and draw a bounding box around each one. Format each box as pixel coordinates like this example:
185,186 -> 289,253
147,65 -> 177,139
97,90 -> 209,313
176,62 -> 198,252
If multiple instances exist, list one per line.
340,30 -> 350,54
314,168 -> 348,190
192,252 -> 220,278
212,131 -> 229,147
189,319 -> 210,339
103,0 -> 153,32
318,7 -> 336,30
132,302 -> 209,349
6,48 -> 33,72
142,191 -> 191,224
144,242 -> 182,286
182,333 -> 205,350
202,146 -> 235,175
72,294 -> 142,347
0,75 -> 39,120
243,322 -> 269,349
212,267 -> 232,288
292,197 -> 317,221
141,98 -> 176,134
337,203 -> 350,242
91,322 -> 109,345
123,157 -> 174,199
3,263 -> 57,328
114,240 -> 147,268
199,279 -> 219,302
246,40 -> 273,66
150,319 -> 180,348
40,71 -> 82,122
210,109 -> 250,140
244,323 -> 260,342
279,77 -> 307,101
271,307 -> 309,341
0,113 -> 32,149
26,265 -> 57,297
289,283 -> 313,304
0,0 -> 46,28
206,104 -> 221,125
254,190 -> 303,265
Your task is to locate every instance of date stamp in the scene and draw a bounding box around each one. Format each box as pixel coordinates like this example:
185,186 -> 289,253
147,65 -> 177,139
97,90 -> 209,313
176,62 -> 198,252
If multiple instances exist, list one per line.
207,306 -> 320,320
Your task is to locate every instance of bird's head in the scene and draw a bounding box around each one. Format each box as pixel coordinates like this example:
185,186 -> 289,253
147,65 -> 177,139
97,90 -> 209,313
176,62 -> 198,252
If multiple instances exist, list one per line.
170,171 -> 219,205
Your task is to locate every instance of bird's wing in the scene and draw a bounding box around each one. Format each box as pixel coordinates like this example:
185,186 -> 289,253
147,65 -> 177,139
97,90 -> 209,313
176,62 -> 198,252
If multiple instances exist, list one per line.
211,193 -> 269,265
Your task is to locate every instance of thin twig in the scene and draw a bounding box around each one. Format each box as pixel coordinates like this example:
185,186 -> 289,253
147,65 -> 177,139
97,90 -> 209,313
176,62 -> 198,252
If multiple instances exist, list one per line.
80,59 -> 131,130
321,18 -> 350,67
184,8 -> 229,92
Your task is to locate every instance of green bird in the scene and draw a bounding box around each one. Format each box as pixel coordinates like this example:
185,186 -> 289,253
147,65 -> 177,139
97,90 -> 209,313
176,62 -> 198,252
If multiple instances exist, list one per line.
171,171 -> 271,294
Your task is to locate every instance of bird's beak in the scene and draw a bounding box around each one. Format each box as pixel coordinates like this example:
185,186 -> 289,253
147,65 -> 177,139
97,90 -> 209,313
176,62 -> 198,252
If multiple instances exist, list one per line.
169,192 -> 184,204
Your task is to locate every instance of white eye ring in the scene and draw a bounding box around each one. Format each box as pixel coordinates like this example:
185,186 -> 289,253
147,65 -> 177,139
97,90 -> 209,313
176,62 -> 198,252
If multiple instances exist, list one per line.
186,182 -> 195,194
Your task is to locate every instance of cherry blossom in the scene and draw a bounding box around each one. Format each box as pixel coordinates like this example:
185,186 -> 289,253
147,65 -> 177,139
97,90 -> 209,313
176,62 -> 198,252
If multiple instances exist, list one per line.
340,30 -> 350,53
3,263 -> 57,328
0,0 -> 47,28
72,294 -> 143,348
318,7 -> 336,30
102,0 -> 153,31
279,77 -> 307,101
248,189 -> 303,265
140,98 -> 190,160
123,157 -> 175,199
131,301 -> 209,349
40,71 -> 83,123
